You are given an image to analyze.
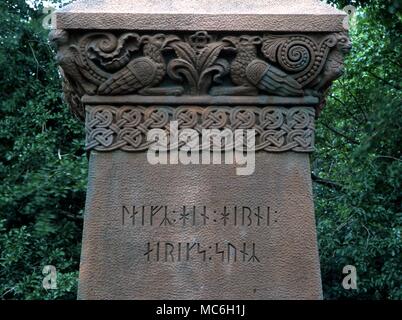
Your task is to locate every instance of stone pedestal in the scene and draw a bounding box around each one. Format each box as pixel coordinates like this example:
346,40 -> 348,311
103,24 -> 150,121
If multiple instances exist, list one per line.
51,0 -> 350,300
79,151 -> 321,299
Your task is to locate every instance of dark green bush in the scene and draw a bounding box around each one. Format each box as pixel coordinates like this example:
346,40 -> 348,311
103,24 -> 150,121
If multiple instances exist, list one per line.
0,0 -> 86,299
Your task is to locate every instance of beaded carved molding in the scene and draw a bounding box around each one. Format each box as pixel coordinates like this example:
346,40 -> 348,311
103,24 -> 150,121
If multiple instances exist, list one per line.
85,106 -> 315,153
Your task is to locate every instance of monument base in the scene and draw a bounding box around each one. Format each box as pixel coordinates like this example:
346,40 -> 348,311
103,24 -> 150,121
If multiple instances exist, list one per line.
78,151 -> 322,300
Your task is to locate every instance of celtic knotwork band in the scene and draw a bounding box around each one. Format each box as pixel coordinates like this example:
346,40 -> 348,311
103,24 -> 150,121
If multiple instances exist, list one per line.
85,106 -> 315,152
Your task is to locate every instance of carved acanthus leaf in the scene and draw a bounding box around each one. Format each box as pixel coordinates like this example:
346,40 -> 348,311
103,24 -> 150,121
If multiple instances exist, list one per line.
167,40 -> 229,94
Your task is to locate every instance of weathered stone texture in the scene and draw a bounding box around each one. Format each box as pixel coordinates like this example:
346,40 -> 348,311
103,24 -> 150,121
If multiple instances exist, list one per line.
79,152 -> 322,300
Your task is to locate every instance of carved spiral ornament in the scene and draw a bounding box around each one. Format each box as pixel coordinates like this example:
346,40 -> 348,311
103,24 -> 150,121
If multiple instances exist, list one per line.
279,36 -> 316,73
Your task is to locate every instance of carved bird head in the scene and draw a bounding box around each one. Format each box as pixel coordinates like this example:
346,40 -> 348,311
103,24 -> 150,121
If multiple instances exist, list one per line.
335,33 -> 352,54
222,36 -> 262,53
48,29 -> 69,48
141,34 -> 181,51
240,36 -> 262,46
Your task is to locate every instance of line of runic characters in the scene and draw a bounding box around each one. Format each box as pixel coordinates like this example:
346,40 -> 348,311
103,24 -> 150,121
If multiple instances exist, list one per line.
122,206 -> 275,227
144,242 -> 260,263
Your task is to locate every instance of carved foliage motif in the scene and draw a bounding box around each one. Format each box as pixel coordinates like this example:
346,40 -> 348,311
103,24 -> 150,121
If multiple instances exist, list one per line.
85,106 -> 315,153
167,39 -> 230,95
50,30 -> 351,100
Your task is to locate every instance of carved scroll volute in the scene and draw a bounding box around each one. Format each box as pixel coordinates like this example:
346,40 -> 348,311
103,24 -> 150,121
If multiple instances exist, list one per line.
261,32 -> 352,92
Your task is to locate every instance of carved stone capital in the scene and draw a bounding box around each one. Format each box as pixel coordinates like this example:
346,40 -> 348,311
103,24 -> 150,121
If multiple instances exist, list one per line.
50,30 -> 350,126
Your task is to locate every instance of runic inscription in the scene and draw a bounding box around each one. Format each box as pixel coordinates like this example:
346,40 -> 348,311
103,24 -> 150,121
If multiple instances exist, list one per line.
121,205 -> 278,264
144,242 -> 260,263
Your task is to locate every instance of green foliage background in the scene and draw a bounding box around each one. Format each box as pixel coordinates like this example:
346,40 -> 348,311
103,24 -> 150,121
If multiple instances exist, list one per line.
0,0 -> 401,299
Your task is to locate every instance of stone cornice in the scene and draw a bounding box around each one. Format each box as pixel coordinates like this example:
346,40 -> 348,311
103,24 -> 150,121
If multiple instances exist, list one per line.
55,13 -> 346,32
56,0 -> 346,31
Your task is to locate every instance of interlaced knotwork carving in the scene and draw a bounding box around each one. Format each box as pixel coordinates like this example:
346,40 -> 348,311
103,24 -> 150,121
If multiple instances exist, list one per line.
85,106 -> 315,153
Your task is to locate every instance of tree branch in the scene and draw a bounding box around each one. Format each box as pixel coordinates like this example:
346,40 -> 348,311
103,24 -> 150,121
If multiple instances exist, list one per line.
330,94 -> 367,124
321,123 -> 360,145
312,173 -> 344,191
367,70 -> 402,91
384,56 -> 402,69
375,155 -> 402,162
338,79 -> 369,120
